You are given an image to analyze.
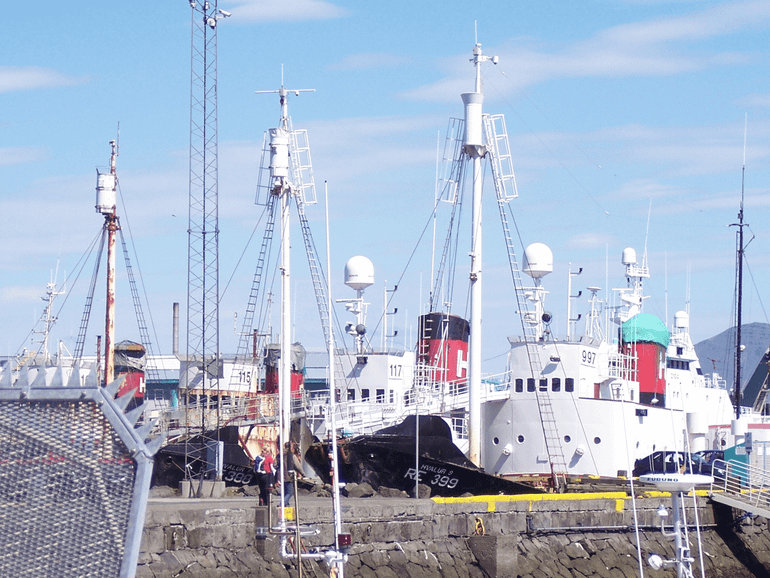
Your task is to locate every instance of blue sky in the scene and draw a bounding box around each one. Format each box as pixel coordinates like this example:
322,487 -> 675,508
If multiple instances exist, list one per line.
2,0 -> 770,375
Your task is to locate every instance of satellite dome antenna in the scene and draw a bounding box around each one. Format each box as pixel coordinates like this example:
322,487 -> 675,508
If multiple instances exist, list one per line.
337,256 -> 374,356
522,243 -> 553,341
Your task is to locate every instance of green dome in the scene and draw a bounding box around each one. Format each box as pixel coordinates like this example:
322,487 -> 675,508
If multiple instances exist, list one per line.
621,313 -> 669,348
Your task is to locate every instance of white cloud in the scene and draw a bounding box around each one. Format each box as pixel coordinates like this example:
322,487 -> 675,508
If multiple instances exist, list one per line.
564,232 -> 616,250
0,147 -> 47,167
223,0 -> 348,23
401,0 -> 770,102
329,53 -> 411,71
611,179 -> 687,201
735,93 -> 770,108
0,286 -> 43,303
0,66 -> 86,94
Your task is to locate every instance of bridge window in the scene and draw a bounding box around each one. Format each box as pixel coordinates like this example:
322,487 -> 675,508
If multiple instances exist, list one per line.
515,378 -> 523,393
539,379 -> 548,391
361,389 -> 370,402
565,378 -> 574,392
527,378 -> 535,392
347,389 -> 355,401
552,378 -> 561,392
376,389 -> 385,403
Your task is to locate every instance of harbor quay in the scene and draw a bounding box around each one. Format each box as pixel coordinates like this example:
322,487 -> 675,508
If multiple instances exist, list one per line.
137,488 -> 770,577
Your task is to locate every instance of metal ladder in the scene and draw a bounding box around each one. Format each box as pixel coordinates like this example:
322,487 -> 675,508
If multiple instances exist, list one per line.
119,228 -> 160,383
230,195 -> 278,389
73,229 -> 106,364
484,114 -> 568,488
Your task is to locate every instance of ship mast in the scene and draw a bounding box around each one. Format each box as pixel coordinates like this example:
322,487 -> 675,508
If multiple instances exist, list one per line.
731,118 -> 749,420
255,80 -> 314,482
462,43 -> 497,466
95,141 -> 119,385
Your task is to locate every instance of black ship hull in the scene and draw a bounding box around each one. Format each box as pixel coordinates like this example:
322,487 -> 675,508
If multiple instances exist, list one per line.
305,415 -> 540,497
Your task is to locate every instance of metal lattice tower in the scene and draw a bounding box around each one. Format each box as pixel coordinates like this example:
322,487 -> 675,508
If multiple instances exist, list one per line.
185,0 -> 229,482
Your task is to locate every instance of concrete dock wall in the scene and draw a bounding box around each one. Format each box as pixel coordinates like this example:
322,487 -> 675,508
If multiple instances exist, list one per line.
137,491 -> 770,577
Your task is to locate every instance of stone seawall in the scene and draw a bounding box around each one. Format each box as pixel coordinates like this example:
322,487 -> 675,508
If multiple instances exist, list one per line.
137,491 -> 770,577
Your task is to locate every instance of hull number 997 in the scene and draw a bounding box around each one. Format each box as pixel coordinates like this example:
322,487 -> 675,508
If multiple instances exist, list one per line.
581,349 -> 596,366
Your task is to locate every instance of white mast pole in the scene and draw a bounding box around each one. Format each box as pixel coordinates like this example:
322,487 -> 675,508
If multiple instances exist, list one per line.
255,81 -> 314,519
462,43 -> 496,466
324,182 -> 346,577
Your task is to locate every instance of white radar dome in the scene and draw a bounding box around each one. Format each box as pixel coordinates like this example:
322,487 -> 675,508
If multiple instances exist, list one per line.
674,310 -> 689,330
622,247 -> 637,266
523,243 -> 553,279
344,256 -> 374,290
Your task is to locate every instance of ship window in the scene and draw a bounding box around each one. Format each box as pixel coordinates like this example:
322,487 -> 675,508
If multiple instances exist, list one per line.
697,367 -> 703,376
347,389 -> 355,401
361,389 -> 370,402
493,437 -> 499,445
564,435 -> 571,443
376,389 -> 385,403
677,346 -> 683,356
539,379 -> 548,391
515,378 -> 523,393
565,378 -> 574,392
389,390 -> 394,404
527,378 -> 535,392
517,435 -> 525,444
594,437 -> 601,444
552,378 -> 561,392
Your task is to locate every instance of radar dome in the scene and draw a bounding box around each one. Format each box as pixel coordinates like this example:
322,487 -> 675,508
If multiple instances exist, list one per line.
622,247 -> 637,266
344,256 -> 374,290
674,310 -> 689,330
523,243 -> 553,279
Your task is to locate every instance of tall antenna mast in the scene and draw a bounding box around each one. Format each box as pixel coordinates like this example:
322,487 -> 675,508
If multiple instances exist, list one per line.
185,0 -> 230,487
731,114 -> 748,420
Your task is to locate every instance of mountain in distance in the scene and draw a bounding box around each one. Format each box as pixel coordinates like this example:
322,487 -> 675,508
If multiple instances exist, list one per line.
694,322 -> 770,398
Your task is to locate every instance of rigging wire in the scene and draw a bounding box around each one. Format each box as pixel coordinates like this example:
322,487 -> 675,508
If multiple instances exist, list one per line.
744,255 -> 769,325
484,72 -> 609,215
13,228 -> 104,359
365,182 -> 451,345
222,203 -> 270,299
117,182 -> 164,360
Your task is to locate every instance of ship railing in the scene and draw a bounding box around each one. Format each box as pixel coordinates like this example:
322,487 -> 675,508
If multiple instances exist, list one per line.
704,374 -> 728,389
606,351 -> 637,381
149,392 -> 298,437
710,459 -> 770,519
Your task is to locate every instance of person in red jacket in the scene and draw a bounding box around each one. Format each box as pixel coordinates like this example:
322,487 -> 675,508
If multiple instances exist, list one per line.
255,448 -> 275,506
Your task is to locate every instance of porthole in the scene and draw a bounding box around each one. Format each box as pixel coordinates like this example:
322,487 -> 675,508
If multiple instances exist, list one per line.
564,435 -> 571,443
594,437 -> 601,444
493,437 -> 500,445
517,435 -> 525,444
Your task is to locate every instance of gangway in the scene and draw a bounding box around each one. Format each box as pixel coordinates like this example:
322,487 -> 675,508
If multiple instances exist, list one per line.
709,459 -> 770,519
